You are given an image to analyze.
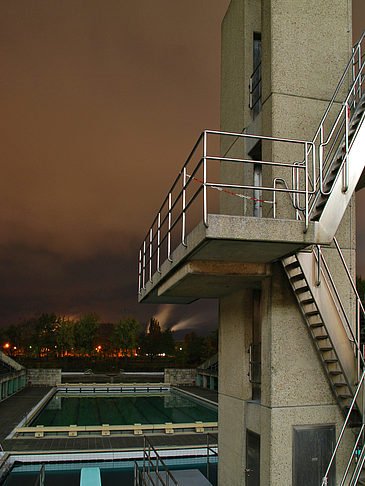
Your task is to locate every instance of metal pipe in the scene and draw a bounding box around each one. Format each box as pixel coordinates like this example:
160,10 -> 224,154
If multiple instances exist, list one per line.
157,213 -> 161,273
321,369 -> 365,485
343,102 -> 349,192
149,228 -> 153,282
203,131 -> 208,227
142,241 -> 146,290
182,167 -> 187,246
167,193 -> 172,262
315,245 -> 321,286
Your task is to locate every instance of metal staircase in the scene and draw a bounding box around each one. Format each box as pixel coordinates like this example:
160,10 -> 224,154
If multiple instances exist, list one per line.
281,32 -> 365,485
282,251 -> 360,423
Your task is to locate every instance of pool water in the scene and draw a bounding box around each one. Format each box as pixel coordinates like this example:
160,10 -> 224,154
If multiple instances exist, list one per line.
30,391 -> 217,426
2,458 -> 218,486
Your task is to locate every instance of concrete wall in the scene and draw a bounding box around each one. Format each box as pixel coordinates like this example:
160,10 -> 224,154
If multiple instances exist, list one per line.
164,368 -> 196,386
218,1 -> 355,485
27,368 -> 61,386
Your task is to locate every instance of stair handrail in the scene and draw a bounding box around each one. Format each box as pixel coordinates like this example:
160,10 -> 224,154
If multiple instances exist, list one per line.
309,31 -> 365,207
312,30 -> 365,149
315,245 -> 365,369
321,369 -> 365,485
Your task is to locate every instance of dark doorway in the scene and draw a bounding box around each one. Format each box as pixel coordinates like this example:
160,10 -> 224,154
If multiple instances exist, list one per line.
246,430 -> 260,486
293,425 -> 335,486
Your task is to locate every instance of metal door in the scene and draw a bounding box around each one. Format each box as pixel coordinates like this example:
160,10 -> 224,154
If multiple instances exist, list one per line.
293,425 -> 335,486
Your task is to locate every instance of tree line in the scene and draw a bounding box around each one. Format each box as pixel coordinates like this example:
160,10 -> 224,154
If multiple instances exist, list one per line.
0,313 -> 218,366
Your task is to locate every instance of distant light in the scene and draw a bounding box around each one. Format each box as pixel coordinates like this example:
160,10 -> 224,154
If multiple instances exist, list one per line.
179,347 -> 182,351
4,343 -> 10,349
13,346 -> 17,350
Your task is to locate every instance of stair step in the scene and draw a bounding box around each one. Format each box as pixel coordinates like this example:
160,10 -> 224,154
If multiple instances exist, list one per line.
319,347 -> 333,352
338,393 -> 352,399
290,274 -> 304,283
334,382 -> 347,387
310,322 -> 324,328
306,310 -> 320,317
284,261 -> 300,271
324,359 -> 338,364
301,298 -> 314,305
295,285 -> 309,294
329,370 -> 342,376
315,335 -> 328,341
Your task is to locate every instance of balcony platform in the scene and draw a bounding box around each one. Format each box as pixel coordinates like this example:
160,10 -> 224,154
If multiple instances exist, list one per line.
139,214 -> 319,304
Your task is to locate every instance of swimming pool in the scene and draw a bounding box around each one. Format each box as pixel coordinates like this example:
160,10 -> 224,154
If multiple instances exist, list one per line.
31,390 -> 217,426
13,386 -> 218,437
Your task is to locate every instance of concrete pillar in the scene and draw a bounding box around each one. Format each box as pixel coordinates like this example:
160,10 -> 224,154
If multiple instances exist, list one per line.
219,1 -> 354,484
196,374 -> 201,387
209,376 -> 215,390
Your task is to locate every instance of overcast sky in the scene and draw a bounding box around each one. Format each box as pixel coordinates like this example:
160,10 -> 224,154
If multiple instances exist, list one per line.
1,1 -> 364,334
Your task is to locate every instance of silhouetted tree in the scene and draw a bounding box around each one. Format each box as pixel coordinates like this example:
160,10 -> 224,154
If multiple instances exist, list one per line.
74,313 -> 99,355
112,317 -> 141,356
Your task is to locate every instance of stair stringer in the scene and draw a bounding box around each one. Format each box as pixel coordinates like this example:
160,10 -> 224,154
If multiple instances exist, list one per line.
315,115 -> 365,243
282,252 -> 359,418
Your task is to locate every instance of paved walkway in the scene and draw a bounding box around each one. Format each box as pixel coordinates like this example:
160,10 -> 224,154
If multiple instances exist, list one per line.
0,386 -> 51,443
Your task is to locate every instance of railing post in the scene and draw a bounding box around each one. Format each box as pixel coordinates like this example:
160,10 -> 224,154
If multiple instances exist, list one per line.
203,131 -> 208,227
343,101 -> 349,192
319,126 -> 324,194
138,249 -> 142,293
168,192 -> 172,262
304,141 -> 309,231
315,245 -> 321,286
142,241 -> 146,290
182,167 -> 187,246
149,228 -> 153,282
157,213 -> 161,273
359,44 -> 362,100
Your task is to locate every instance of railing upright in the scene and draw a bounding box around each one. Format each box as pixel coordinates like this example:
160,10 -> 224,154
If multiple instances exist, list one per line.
203,131 -> 208,227
182,167 -> 187,246
149,228 -> 153,282
157,212 -> 161,273
142,241 -> 146,290
168,192 -> 172,262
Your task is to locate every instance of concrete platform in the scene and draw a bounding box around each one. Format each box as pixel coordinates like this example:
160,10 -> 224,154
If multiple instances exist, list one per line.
139,214 -> 319,304
147,469 -> 213,485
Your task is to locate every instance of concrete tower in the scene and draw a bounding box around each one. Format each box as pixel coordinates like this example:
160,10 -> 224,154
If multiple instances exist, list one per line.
139,0 -> 365,484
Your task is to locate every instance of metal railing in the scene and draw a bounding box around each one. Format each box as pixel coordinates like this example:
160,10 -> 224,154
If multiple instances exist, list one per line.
138,29 -> 365,296
309,31 -> 365,215
33,464 -> 45,486
134,436 -> 179,486
206,432 -> 218,483
138,130 -> 315,293
319,237 -> 365,485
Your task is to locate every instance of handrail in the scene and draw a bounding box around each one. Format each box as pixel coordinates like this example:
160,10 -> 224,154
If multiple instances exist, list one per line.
318,235 -> 365,484
138,130 -> 315,294
134,435 -> 179,486
321,370 -> 365,485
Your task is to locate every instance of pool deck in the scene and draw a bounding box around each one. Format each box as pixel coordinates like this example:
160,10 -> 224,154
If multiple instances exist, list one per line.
1,385 -> 218,455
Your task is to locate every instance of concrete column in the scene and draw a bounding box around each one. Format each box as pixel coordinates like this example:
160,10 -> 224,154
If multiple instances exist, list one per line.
218,288 -> 253,485
209,376 -> 215,390
197,374 -> 201,387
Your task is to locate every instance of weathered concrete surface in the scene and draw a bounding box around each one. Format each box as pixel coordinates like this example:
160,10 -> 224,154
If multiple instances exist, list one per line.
164,369 -> 197,386
139,214 -> 319,304
27,369 -> 61,386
